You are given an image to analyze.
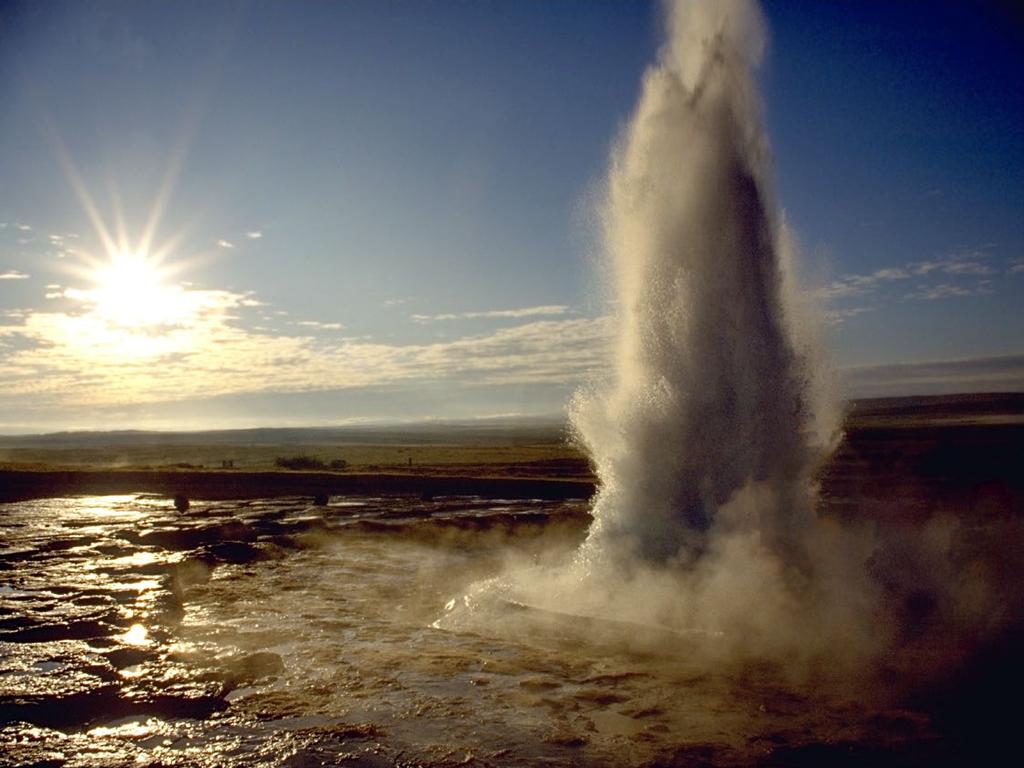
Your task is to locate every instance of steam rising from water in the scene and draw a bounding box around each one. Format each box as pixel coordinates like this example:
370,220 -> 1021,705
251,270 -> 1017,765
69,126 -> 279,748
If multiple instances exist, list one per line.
443,1 -> 1011,687
442,0 -> 868,668
571,0 -> 832,567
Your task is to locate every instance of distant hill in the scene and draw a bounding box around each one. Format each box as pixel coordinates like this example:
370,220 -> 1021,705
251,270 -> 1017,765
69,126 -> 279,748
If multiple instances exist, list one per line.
846,392 -> 1024,422
0,415 -> 570,449
1,393 -> 1021,450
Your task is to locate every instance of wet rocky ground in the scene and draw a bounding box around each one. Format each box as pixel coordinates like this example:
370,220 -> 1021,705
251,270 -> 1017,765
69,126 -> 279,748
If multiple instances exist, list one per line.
1,492 -> 1020,767
0,494 -> 593,766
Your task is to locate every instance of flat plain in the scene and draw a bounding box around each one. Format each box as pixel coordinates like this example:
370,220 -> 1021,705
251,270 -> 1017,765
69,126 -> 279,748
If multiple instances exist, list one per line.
1,394 -> 1021,513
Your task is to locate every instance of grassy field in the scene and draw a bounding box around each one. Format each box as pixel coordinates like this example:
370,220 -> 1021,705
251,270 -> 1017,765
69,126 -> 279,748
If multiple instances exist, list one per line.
0,417 -> 588,475
0,441 -> 584,473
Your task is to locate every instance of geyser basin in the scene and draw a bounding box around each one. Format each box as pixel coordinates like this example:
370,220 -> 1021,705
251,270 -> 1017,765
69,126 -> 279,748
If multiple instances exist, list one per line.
5,491 -> 1008,767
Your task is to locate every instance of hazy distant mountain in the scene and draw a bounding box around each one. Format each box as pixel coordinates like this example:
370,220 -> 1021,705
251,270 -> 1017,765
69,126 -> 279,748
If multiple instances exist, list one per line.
1,393 -> 1021,449
846,392 -> 1024,420
0,414 -> 570,448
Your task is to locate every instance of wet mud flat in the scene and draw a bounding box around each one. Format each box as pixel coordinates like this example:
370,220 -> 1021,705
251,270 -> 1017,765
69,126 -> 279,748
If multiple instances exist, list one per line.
1,481 -> 1022,766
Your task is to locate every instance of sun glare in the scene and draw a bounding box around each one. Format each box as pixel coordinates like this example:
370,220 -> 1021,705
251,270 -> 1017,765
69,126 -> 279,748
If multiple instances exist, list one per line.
54,244 -> 208,362
50,132 -> 210,361
74,249 -> 197,335
91,251 -> 185,329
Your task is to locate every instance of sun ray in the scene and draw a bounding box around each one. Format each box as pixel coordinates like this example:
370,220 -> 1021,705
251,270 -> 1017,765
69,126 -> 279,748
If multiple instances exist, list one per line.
108,181 -> 130,258
36,102 -> 233,363
138,124 -> 193,259
43,124 -> 119,259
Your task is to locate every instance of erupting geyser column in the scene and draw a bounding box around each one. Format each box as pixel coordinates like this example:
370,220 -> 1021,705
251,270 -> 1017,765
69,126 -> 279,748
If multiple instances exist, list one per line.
573,0 -> 831,566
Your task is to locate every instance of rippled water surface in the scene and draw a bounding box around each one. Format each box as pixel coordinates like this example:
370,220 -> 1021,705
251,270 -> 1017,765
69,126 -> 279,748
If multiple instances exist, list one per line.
0,494 -> 998,766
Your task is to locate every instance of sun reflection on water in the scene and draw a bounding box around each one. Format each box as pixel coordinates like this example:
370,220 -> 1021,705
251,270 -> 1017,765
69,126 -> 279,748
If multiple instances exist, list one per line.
87,717 -> 164,740
118,624 -> 152,647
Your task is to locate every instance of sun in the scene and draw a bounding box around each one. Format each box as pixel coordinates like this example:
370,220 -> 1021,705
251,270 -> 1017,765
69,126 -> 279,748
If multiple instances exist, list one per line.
90,250 -> 189,329
50,145 -> 221,361
51,136 -> 199,333
54,247 -> 206,363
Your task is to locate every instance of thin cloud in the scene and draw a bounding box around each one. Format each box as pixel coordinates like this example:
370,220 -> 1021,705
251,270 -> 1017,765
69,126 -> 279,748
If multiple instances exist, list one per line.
824,306 -> 873,324
871,268 -> 910,280
294,320 -> 345,330
815,247 -> 1008,320
0,288 -> 610,411
411,305 -> 570,323
819,248 -> 999,300
246,231 -> 262,239
817,267 -> 911,300
904,282 -> 992,301
216,239 -> 235,249
910,253 -> 995,277
0,270 -> 30,280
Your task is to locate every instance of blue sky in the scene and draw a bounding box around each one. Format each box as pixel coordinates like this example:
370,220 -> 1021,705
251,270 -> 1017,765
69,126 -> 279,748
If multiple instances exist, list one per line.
0,1 -> 1021,431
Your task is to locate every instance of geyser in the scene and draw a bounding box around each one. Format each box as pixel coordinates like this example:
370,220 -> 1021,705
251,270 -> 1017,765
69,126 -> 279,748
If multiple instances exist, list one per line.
572,0 -> 833,567
441,0 -> 864,667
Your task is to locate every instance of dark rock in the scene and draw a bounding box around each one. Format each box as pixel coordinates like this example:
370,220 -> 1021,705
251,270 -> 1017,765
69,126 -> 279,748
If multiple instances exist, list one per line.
35,538 -> 87,554
120,689 -> 227,720
0,686 -> 122,728
0,616 -> 123,644
200,541 -> 268,565
173,494 -> 190,512
138,520 -> 257,551
104,647 -> 154,669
